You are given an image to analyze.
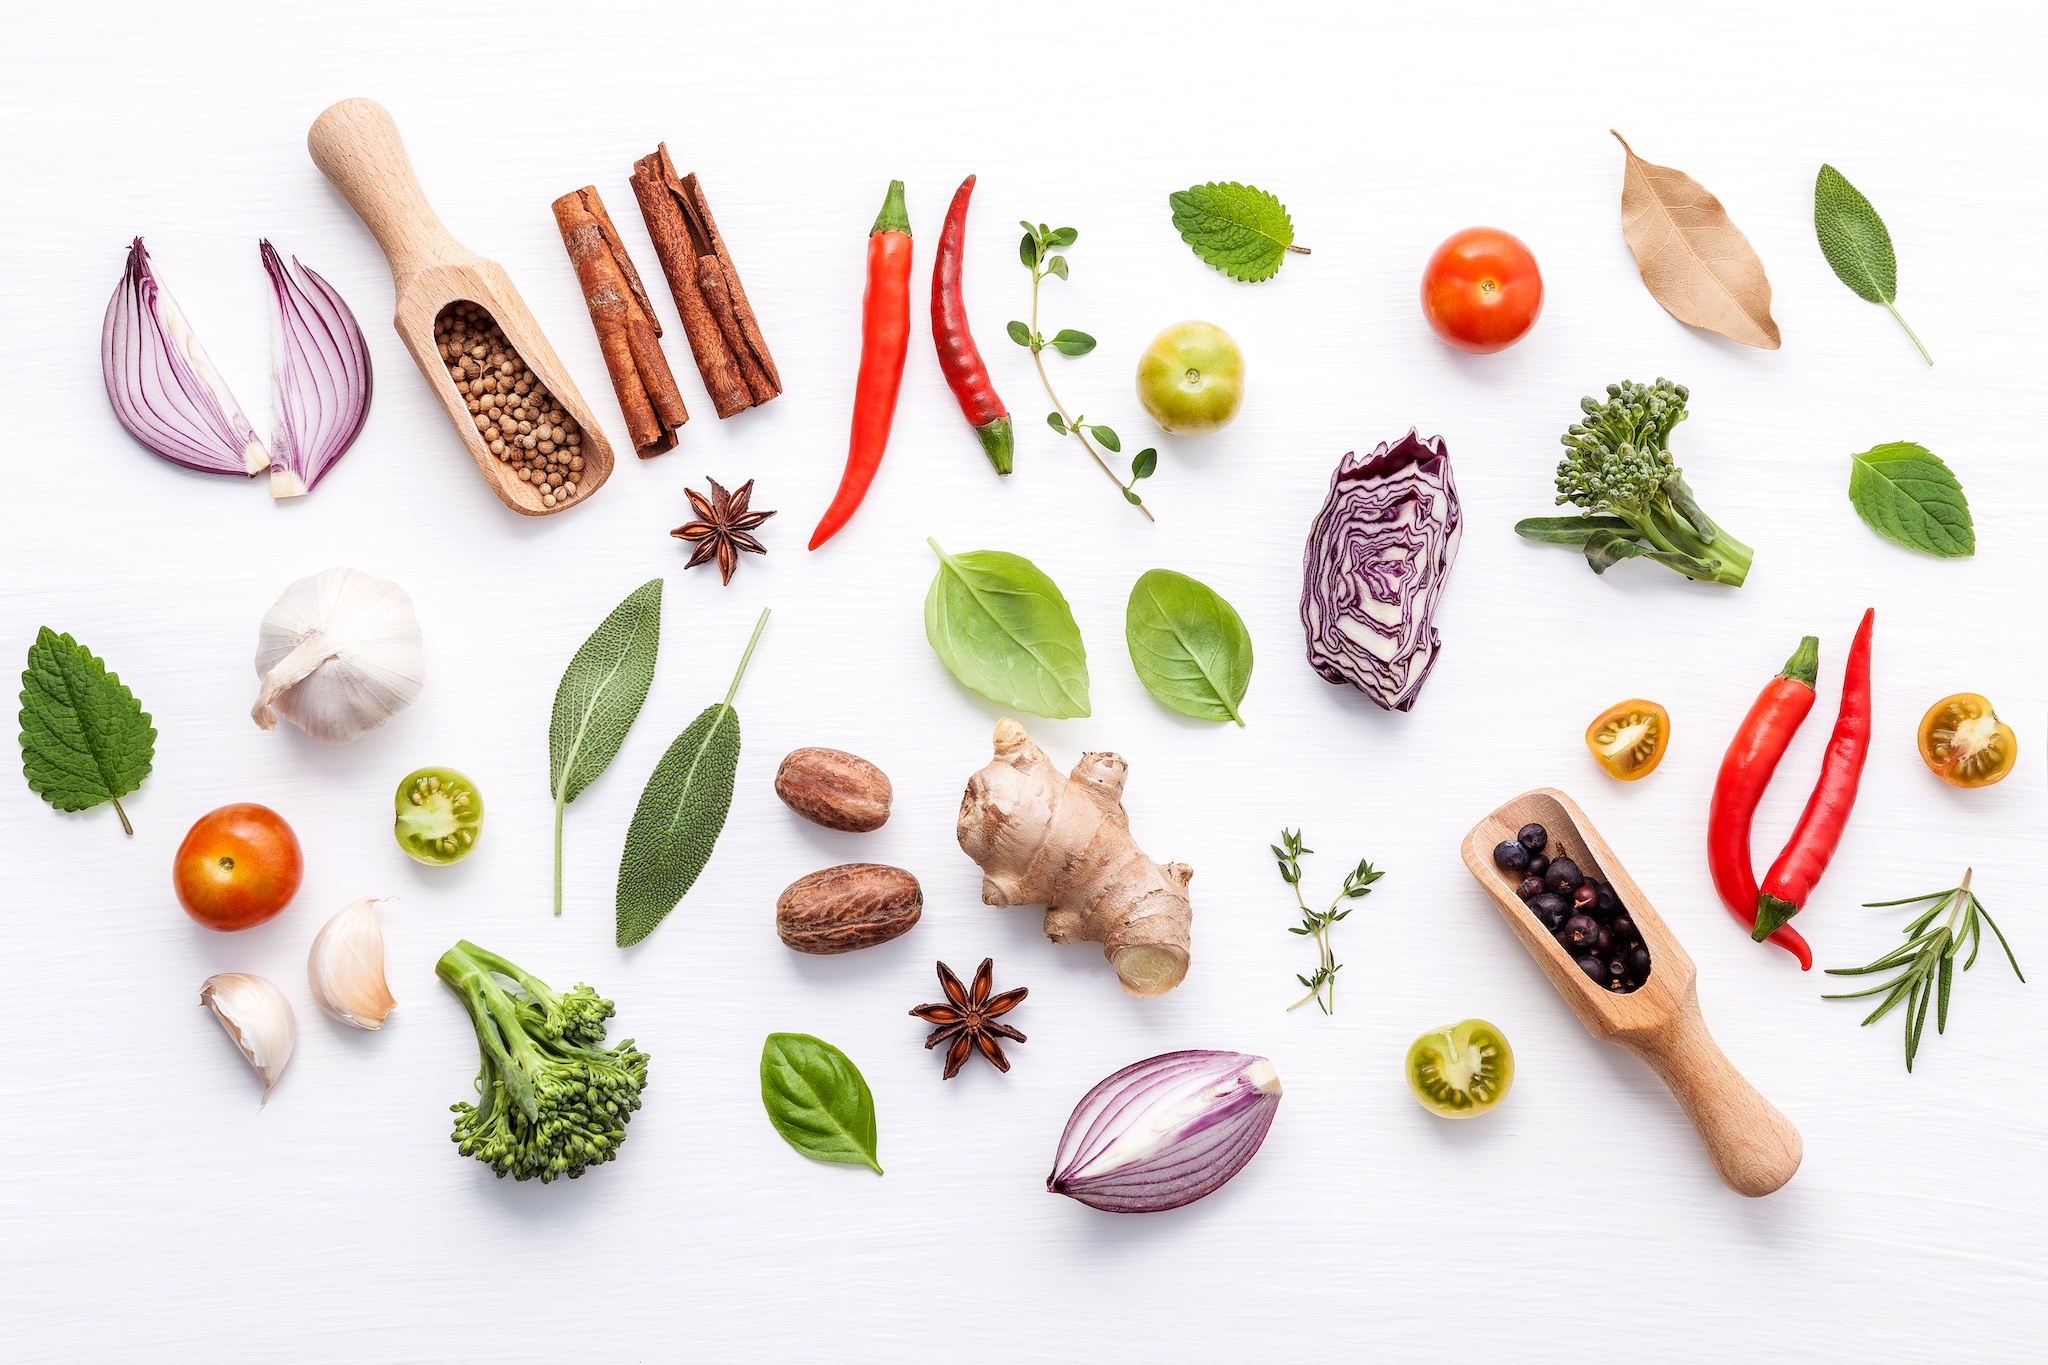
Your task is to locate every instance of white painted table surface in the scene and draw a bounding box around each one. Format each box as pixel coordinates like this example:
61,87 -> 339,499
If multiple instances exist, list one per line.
4,2 -> 2043,1359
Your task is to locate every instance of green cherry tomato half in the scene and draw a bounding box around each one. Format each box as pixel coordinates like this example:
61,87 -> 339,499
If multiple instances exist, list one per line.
1406,1019 -> 1515,1119
1135,320 -> 1245,435
393,767 -> 484,865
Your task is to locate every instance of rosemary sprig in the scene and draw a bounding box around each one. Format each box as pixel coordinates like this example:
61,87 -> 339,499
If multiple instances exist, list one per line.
1273,828 -> 1382,1016
1823,869 -> 2024,1071
1007,222 -> 1157,518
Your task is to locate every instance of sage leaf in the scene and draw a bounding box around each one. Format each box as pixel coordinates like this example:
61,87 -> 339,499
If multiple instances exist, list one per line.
1169,181 -> 1307,282
759,1032 -> 881,1174
18,628 -> 155,835
615,609 -> 769,946
1814,164 -> 1931,364
549,580 -> 662,916
924,539 -> 1089,719
1125,569 -> 1253,725
1848,442 -> 1974,558
1612,132 -> 1780,349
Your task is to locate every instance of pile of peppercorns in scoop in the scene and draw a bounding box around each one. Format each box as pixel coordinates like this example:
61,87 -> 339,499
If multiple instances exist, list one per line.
1493,823 -> 1651,994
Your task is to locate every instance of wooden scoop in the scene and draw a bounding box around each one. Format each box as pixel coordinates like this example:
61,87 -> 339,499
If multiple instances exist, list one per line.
307,98 -> 614,515
1461,788 -> 1801,1197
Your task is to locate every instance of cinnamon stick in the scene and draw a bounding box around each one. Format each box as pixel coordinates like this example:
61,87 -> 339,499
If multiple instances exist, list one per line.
629,145 -> 781,418
551,185 -> 689,457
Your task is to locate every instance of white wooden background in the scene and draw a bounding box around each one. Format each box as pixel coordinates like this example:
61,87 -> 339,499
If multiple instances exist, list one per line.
3,2 -> 2043,1360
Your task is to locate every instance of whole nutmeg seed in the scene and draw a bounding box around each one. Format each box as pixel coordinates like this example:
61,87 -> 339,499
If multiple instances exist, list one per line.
777,864 -> 921,954
774,747 -> 892,833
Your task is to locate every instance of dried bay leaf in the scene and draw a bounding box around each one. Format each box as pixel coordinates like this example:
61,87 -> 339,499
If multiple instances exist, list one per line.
1612,132 -> 1781,350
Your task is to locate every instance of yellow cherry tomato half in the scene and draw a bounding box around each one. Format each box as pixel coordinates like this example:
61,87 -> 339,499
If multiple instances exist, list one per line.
1918,694 -> 2017,788
1584,699 -> 1670,781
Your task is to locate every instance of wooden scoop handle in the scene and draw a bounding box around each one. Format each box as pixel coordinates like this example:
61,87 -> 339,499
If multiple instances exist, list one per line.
1617,988 -> 1802,1197
308,98 -> 475,281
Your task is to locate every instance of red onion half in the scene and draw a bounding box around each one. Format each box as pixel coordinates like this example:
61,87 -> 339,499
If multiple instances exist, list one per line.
1048,1050 -> 1281,1213
101,237 -> 269,477
262,241 -> 372,499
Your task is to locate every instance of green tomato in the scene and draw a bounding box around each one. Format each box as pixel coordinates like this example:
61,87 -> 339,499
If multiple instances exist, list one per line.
1406,1019 -> 1514,1118
393,767 -> 484,865
1135,321 -> 1244,435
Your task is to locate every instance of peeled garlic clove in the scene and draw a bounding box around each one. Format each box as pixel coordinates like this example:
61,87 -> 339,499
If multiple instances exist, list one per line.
200,973 -> 297,1097
252,567 -> 424,745
308,895 -> 397,1029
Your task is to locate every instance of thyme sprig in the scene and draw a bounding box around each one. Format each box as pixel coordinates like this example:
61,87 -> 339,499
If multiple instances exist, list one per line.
1273,828 -> 1382,1016
1823,869 -> 2024,1071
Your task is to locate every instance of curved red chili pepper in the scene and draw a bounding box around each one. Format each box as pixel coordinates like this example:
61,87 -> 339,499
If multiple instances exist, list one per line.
931,174 -> 1013,475
810,180 -> 912,551
1707,636 -> 1818,969
1754,608 -> 1875,942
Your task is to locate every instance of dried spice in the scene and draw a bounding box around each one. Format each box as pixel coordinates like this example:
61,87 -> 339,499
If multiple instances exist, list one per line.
909,958 -> 1027,1079
434,305 -> 589,508
671,478 -> 775,585
1611,132 -> 1780,350
552,185 -> 690,456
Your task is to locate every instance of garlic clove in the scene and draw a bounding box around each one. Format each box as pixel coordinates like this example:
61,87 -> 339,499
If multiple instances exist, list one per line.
200,973 -> 297,1098
308,895 -> 397,1029
252,567 -> 424,745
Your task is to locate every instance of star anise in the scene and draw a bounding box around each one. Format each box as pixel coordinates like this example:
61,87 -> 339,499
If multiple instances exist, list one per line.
671,477 -> 775,584
909,958 -> 1028,1079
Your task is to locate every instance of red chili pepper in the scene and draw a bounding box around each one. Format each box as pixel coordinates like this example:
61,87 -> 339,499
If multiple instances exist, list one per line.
1753,607 -> 1875,943
931,174 -> 1013,476
1707,636 -> 1819,970
810,180 -> 913,551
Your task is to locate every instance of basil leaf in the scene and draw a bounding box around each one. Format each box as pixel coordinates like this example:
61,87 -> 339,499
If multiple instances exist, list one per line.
760,1032 -> 882,1174
924,540 -> 1090,719
1848,442 -> 1974,558
549,580 -> 662,916
18,628 -> 155,835
1125,569 -> 1253,725
1814,164 -> 1931,364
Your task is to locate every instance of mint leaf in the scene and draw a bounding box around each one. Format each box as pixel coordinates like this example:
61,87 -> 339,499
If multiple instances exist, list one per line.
1814,165 -> 1930,364
1169,182 -> 1306,282
18,628 -> 155,835
1848,442 -> 1974,558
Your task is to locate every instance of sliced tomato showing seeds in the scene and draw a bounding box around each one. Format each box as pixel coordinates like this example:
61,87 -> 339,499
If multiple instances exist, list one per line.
1585,699 -> 1671,782
1918,694 -> 2016,789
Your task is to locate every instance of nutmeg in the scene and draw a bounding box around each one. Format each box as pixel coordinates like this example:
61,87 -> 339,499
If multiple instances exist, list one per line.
776,864 -> 921,954
774,747 -> 892,832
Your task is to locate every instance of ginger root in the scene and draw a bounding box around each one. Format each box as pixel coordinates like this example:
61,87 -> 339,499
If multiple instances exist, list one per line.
956,718 -> 1193,997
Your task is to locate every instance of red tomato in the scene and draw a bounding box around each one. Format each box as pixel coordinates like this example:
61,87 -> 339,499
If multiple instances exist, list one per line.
1421,228 -> 1544,354
174,803 -> 304,931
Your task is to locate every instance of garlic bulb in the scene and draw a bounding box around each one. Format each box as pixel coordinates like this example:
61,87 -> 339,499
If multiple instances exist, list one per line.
308,895 -> 397,1029
200,973 -> 297,1097
252,567 -> 423,744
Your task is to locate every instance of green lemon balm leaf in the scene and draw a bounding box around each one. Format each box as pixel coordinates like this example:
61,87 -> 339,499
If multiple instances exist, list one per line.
548,580 -> 663,916
1848,443 -> 1974,558
18,629 -> 155,835
924,540 -> 1090,719
1814,164 -> 1930,364
759,1033 -> 881,1174
1125,569 -> 1254,725
1169,182 -> 1307,283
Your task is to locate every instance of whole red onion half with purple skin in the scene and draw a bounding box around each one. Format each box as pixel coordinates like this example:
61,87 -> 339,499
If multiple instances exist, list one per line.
1300,430 -> 1463,712
1047,1050 -> 1281,1214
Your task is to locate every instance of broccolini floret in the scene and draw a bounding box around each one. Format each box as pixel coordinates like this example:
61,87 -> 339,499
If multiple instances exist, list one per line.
437,940 -> 648,1183
1515,378 -> 1753,587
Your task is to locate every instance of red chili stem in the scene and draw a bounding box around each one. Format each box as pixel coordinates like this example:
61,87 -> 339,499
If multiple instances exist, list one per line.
810,180 -> 912,551
1707,635 -> 1819,969
931,174 -> 1013,476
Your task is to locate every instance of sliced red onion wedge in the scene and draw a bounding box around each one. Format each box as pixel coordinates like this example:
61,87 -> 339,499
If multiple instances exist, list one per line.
262,241 -> 373,499
101,237 -> 269,477
1048,1050 -> 1281,1213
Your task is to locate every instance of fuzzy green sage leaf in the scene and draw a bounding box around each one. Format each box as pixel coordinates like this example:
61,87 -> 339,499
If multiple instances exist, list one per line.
549,580 -> 662,916
1847,442 -> 1973,558
924,540 -> 1089,719
1169,182 -> 1308,283
18,628 -> 155,835
615,609 -> 768,947
760,1032 -> 881,1173
1814,164 -> 1930,365
1125,569 -> 1253,725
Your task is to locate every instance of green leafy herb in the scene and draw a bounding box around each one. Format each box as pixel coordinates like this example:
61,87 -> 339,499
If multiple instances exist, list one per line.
1273,830 -> 1381,1015
1824,870 -> 2022,1071
1169,182 -> 1309,283
1847,442 -> 1973,558
1814,164 -> 1931,365
759,1032 -> 882,1173
1125,569 -> 1253,725
1009,221 -> 1157,516
18,628 -> 155,836
549,580 -> 663,916
615,609 -> 769,947
924,539 -> 1089,719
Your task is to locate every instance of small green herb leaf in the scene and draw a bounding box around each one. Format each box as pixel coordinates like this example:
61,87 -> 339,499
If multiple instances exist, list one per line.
1045,412 -> 1067,434
1048,227 -> 1077,248
1169,182 -> 1304,282
1089,424 -> 1120,452
1018,232 -> 1039,269
1048,255 -> 1069,280
1122,488 -> 1143,505
1815,164 -> 1930,364
18,628 -> 154,835
1006,320 -> 1031,347
1050,329 -> 1095,356
759,1032 -> 882,1174
1848,442 -> 1974,558
1125,568 -> 1254,725
1131,448 -> 1158,480
924,540 -> 1090,719
548,580 -> 662,915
